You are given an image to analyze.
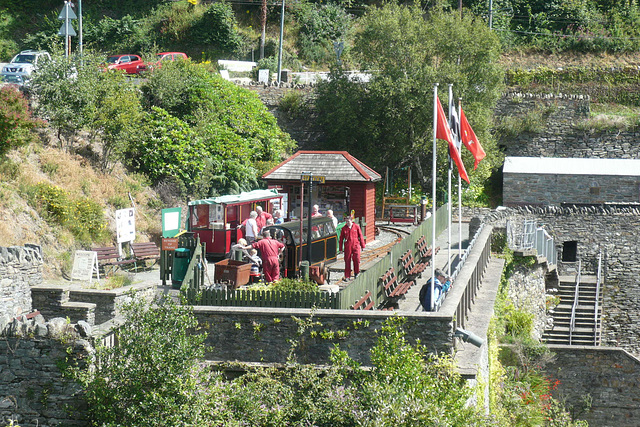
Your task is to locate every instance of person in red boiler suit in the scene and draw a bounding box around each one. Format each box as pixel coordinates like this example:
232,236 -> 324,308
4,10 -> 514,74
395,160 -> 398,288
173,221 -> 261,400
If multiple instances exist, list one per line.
249,230 -> 285,282
339,216 -> 366,280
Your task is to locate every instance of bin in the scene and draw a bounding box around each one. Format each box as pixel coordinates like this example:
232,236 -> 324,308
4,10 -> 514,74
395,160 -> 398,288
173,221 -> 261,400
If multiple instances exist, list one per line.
171,247 -> 191,289
214,259 -> 252,288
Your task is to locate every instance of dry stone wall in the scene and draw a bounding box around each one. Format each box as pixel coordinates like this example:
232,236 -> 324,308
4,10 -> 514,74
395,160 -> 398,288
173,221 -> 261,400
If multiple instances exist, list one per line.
0,245 -> 42,318
0,315 -> 90,427
496,92 -> 640,159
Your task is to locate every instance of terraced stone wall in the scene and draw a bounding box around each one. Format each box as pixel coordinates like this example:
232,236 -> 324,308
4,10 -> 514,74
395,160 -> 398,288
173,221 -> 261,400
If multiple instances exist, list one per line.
479,206 -> 640,357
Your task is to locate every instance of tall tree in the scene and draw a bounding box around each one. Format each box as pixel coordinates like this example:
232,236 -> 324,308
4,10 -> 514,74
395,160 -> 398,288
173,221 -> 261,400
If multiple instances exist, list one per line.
316,2 -> 504,200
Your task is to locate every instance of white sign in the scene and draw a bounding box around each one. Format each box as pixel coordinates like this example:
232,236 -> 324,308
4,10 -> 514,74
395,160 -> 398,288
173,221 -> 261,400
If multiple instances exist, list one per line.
116,208 -> 136,244
71,250 -> 98,281
258,69 -> 269,84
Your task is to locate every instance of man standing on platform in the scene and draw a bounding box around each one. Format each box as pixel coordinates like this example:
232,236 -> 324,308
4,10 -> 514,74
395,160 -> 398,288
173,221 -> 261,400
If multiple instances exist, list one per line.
255,205 -> 273,231
339,216 -> 365,280
249,230 -> 285,283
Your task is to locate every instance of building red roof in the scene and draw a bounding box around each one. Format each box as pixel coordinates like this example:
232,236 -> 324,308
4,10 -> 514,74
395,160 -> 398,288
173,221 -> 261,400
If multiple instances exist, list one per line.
263,151 -> 381,182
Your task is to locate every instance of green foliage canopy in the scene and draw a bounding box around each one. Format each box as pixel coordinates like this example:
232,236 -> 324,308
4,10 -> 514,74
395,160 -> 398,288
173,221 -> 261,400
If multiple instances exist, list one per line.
316,4 -> 504,202
0,86 -> 40,157
142,60 -> 295,196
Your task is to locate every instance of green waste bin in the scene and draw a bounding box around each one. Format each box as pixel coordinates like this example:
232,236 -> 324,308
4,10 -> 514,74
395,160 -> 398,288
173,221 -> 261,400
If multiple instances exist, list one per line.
171,248 -> 191,289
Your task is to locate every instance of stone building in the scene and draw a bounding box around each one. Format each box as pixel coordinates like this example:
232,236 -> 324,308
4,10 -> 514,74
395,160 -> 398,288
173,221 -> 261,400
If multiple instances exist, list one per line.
503,156 -> 640,206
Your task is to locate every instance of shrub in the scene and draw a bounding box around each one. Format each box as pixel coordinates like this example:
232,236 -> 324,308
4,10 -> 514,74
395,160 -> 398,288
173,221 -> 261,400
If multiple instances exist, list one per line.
69,297 -> 211,427
29,183 -> 108,245
0,86 -> 40,157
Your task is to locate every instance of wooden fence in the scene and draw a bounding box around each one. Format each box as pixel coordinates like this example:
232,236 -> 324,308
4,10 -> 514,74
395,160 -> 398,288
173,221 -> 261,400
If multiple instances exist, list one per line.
183,288 -> 338,309
339,204 -> 450,309
184,204 -> 452,310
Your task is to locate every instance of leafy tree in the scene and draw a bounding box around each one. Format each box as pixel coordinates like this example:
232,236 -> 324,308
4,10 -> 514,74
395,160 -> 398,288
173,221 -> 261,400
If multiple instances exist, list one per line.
127,106 -> 208,193
316,3 -> 504,204
291,2 -> 354,65
31,52 -> 142,171
142,60 -> 295,197
0,86 -> 41,157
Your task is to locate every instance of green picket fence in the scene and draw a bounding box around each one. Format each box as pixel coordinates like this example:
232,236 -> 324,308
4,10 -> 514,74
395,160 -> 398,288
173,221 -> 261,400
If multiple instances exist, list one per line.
183,205 -> 450,310
339,204 -> 450,310
184,288 -> 338,309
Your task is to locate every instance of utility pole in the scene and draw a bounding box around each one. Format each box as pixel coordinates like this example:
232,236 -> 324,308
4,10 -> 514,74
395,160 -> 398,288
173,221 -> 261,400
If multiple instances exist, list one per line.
277,0 -> 285,83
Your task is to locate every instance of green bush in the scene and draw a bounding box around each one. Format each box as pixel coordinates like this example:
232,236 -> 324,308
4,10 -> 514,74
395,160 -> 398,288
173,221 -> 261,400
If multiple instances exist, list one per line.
0,86 -> 40,157
69,297 -> 211,427
29,183 -> 108,245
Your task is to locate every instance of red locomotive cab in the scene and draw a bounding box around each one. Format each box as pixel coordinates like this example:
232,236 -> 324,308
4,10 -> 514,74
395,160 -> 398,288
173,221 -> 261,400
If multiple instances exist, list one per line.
187,189 -> 283,258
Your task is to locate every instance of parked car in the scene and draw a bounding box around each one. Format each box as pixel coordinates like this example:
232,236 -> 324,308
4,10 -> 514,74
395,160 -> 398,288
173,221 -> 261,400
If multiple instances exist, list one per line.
105,54 -> 145,74
1,50 -> 51,86
136,52 -> 188,73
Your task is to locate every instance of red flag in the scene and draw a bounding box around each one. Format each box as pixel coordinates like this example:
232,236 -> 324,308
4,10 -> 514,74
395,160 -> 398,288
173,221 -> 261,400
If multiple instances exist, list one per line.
436,97 -> 469,184
460,107 -> 486,169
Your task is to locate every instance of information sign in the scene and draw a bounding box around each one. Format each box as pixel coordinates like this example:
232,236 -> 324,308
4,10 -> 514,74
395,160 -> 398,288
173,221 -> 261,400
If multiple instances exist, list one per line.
116,208 -> 136,244
301,174 -> 325,184
162,207 -> 182,238
71,250 -> 98,282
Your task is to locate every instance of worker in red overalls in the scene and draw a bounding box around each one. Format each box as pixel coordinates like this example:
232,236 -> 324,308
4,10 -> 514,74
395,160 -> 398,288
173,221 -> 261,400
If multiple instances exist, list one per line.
339,216 -> 366,280
249,230 -> 285,283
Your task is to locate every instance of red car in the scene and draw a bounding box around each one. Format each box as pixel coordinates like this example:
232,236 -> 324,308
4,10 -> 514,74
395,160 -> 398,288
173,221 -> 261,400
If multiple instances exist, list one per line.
105,54 -> 144,74
136,52 -> 188,73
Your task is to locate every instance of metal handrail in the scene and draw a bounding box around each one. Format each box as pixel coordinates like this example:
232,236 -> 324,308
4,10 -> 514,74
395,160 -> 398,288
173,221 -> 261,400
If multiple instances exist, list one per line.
594,251 -> 602,345
569,260 -> 582,345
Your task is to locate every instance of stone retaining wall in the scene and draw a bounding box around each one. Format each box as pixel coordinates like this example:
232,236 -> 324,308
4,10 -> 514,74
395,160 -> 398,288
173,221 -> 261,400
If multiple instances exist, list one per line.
495,92 -> 640,159
0,245 -> 42,318
0,315 -> 90,427
544,345 -> 640,427
194,306 -> 453,366
478,206 -> 640,357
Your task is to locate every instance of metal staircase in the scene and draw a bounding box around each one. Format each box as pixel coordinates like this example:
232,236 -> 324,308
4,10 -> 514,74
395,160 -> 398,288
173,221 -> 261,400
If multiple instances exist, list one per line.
543,256 -> 603,346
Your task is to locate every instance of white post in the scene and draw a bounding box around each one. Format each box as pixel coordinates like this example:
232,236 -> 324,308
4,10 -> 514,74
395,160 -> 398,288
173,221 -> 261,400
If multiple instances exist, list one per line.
447,84 -> 453,278
458,98 -> 463,259
431,84 -> 438,311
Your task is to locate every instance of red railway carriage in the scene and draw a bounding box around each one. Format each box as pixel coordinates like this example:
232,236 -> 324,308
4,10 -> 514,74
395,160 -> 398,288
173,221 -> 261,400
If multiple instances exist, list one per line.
187,189 -> 283,258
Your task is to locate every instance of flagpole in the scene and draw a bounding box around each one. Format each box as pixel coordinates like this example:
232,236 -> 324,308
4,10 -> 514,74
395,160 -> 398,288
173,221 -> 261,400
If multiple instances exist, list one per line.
431,83 -> 438,312
447,84 -> 453,278
458,98 -> 463,259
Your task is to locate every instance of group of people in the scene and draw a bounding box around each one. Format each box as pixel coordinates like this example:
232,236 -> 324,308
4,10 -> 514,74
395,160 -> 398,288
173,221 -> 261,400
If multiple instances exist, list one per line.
232,204 -> 367,283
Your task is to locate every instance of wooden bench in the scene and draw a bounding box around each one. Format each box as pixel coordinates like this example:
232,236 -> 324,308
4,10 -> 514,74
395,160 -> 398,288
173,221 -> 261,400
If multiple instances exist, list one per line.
131,242 -> 161,264
92,246 -> 136,275
400,249 -> 428,278
380,267 -> 414,298
351,290 -> 375,310
415,236 -> 439,264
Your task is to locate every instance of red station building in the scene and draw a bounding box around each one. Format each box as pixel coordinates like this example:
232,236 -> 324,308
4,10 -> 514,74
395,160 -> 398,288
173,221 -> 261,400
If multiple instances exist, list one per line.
262,151 -> 381,243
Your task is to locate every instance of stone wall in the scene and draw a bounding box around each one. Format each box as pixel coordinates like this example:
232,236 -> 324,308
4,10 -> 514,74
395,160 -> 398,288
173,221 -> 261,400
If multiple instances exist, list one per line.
0,245 -> 42,318
0,315 -> 90,427
544,346 -> 640,427
503,172 -> 640,206
244,84 -> 326,149
496,92 -> 640,159
478,205 -> 640,357
506,261 -> 549,340
194,306 -> 454,366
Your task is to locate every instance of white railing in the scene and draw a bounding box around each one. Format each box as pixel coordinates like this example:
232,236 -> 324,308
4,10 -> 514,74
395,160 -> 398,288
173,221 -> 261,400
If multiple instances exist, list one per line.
506,220 -> 556,266
569,260 -> 582,345
594,251 -> 603,345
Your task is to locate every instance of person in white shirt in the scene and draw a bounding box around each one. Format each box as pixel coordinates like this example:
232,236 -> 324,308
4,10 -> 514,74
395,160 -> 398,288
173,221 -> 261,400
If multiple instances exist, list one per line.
327,209 -> 338,228
244,211 -> 259,243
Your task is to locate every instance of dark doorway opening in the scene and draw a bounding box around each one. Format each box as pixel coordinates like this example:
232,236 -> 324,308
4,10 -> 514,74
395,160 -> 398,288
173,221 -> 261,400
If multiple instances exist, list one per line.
562,241 -> 578,262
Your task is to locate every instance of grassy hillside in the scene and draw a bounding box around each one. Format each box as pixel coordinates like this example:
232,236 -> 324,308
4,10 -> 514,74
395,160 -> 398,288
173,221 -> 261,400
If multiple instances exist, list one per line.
0,136 -> 163,278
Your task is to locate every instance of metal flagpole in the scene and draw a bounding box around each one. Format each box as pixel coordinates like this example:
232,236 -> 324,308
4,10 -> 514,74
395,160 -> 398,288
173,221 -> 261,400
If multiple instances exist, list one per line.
458,98 -> 463,259
447,84 -> 453,278
431,83 -> 438,311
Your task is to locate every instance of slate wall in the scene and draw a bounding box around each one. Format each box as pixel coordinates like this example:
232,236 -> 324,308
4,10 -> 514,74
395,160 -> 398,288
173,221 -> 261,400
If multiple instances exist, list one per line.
0,245 -> 42,318
480,205 -> 640,357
